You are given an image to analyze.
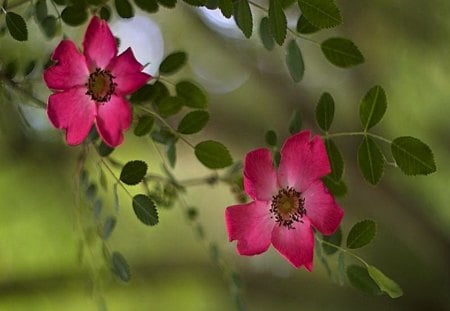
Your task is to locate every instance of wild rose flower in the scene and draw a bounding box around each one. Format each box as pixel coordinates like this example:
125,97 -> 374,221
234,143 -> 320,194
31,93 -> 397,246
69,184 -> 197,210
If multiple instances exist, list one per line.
225,130 -> 344,270
44,16 -> 151,147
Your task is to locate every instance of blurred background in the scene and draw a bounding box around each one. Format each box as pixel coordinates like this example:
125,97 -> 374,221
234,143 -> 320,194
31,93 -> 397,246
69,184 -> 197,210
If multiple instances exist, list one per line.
0,0 -> 449,310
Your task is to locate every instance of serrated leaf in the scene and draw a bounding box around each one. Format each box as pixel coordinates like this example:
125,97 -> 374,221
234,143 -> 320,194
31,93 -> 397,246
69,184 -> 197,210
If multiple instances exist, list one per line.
321,37 -> 364,68
268,0 -> 287,45
315,92 -> 335,131
6,12 -> 28,41
259,17 -> 275,51
359,85 -> 387,130
102,216 -> 116,240
111,251 -> 131,282
159,52 -> 187,75
391,136 -> 436,176
358,136 -> 385,185
325,139 -> 343,181
322,175 -> 347,197
347,219 -> 376,249
134,115 -> 154,137
156,96 -> 184,117
177,110 -> 210,134
297,0 -> 342,28
235,0 -> 253,38
367,265 -> 403,298
286,39 -> 304,82
61,5 -> 88,26
132,194 -> 159,225
157,0 -> 176,8
265,130 -> 277,147
134,0 -> 159,12
120,160 -> 148,185
219,0 -> 233,18
322,227 -> 342,255
288,109 -> 302,134
115,0 -> 134,18
347,265 -> 382,296
176,80 -> 208,109
296,14 -> 319,34
41,15 -> 58,38
195,140 -> 233,169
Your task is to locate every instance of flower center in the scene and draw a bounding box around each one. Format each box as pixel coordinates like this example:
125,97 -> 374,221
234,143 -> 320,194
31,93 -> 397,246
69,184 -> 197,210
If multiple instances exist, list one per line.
86,68 -> 116,102
270,187 -> 306,230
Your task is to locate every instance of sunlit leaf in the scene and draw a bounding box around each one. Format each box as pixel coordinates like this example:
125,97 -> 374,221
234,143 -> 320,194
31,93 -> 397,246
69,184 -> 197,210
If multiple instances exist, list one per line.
367,265 -> 403,298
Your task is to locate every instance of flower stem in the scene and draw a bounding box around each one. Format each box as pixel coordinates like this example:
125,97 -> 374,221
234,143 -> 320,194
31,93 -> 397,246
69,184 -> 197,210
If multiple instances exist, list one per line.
315,236 -> 370,268
326,131 -> 393,145
0,73 -> 47,108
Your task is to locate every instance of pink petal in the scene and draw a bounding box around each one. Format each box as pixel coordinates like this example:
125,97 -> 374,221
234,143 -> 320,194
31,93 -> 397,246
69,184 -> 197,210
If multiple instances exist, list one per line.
278,131 -> 330,192
47,86 -> 96,146
225,201 -> 274,256
83,16 -> 117,70
303,180 -> 344,235
107,48 -> 152,95
95,95 -> 131,147
44,40 -> 89,91
271,217 -> 314,270
243,148 -> 278,201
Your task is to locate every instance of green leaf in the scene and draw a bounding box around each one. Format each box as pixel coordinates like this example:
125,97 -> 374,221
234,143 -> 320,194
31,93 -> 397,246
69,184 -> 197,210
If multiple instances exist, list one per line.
120,160 -> 148,185
176,80 -> 208,109
195,140 -> 233,169
151,127 -> 177,144
159,52 -> 187,75
134,115 -> 154,137
41,16 -> 58,38
359,85 -> 387,130
111,251 -> 131,282
218,0 -> 233,18
24,60 -> 36,76
132,194 -> 159,226
130,83 -> 161,104
288,109 -> 302,134
134,0 -> 159,12
268,0 -> 287,45
347,265 -> 382,296
156,96 -> 184,117
99,6 -> 111,21
115,0 -> 134,18
357,136 -> 385,185
167,142 -> 177,168
97,141 -> 114,157
235,0 -> 253,38
286,39 -> 304,82
4,61 -> 18,80
296,14 -> 319,34
259,17 -> 275,51
53,0 -> 67,5
321,37 -> 364,68
61,5 -> 88,26
265,130 -> 277,147
113,183 -> 120,213
177,110 -> 210,134
102,216 -> 116,240
297,0 -> 342,28
325,139 -> 344,181
346,219 -> 376,249
182,0 -> 206,6
157,0 -> 176,8
337,252 -> 345,285
367,265 -> 403,298
322,175 -> 347,197
322,227 -> 342,255
391,136 -> 436,176
35,0 -> 48,23
6,12 -> 28,41
315,92 -> 335,131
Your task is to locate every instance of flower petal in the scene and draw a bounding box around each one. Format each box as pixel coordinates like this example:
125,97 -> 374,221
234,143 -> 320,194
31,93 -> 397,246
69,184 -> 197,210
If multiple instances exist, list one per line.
107,48 -> 152,95
83,16 -> 117,69
225,201 -> 274,256
303,180 -> 344,235
243,148 -> 278,201
278,130 -> 330,192
44,40 -> 89,91
95,95 -> 131,147
47,86 -> 96,146
271,217 -> 314,270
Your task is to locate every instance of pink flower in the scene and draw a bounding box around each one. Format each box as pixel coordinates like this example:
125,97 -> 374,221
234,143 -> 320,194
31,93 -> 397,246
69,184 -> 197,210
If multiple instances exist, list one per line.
225,131 -> 344,270
44,16 -> 151,147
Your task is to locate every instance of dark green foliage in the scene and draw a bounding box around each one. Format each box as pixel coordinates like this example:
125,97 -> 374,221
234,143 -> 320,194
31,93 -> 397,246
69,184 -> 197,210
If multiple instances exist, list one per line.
288,109 -> 302,134
315,92 -> 335,131
132,194 -> 159,225
322,227 -> 342,255
235,0 -> 252,38
259,17 -> 274,51
321,37 -> 364,68
159,52 -> 187,75
134,115 -> 154,136
177,110 -> 210,134
296,14 -> 319,34
176,81 -> 208,109
357,136 -> 385,185
120,160 -> 148,185
6,12 -> 28,41
359,85 -> 387,130
347,265 -> 382,296
346,219 -> 376,249
195,140 -> 233,169
297,0 -> 342,28
268,0 -> 287,45
115,0 -> 134,18
134,0 -> 159,12
61,5 -> 88,26
391,137 -> 436,175
286,39 -> 304,82
111,251 -> 131,282
325,139 -> 343,181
